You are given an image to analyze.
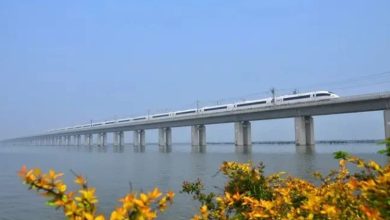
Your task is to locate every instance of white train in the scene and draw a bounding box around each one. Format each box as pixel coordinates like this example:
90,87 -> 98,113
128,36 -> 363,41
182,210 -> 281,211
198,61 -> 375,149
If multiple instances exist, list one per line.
54,91 -> 338,131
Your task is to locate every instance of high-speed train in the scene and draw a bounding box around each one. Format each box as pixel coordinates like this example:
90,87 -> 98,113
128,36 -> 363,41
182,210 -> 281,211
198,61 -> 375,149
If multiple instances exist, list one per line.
51,91 -> 338,131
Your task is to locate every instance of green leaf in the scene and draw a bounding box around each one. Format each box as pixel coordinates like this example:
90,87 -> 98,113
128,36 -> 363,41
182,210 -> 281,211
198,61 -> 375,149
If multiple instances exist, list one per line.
333,151 -> 349,159
46,201 -> 56,207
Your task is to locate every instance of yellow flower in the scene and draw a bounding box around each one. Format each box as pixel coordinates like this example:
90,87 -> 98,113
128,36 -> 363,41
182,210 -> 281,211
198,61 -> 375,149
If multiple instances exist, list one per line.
79,188 -> 98,204
368,161 -> 381,171
166,191 -> 175,201
321,204 -> 337,216
200,205 -> 208,218
75,175 -> 87,186
148,188 -> 162,200
94,215 -> 105,220
56,182 -> 67,193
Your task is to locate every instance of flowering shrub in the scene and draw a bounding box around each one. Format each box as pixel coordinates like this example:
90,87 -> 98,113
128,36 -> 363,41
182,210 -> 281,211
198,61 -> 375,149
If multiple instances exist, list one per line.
182,152 -> 389,220
18,166 -> 174,220
19,150 -> 389,219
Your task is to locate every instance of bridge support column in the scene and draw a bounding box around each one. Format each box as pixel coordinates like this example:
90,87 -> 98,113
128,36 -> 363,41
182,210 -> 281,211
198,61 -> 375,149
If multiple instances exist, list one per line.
103,133 -> 107,146
75,135 -> 81,146
114,132 -> 119,146
191,125 -> 206,147
114,131 -> 124,146
295,116 -> 315,146
85,134 -> 92,146
159,128 -> 172,152
133,130 -> 145,149
98,133 -> 107,146
235,121 -> 252,147
384,110 -> 390,140
97,134 -> 101,146
119,131 -> 124,146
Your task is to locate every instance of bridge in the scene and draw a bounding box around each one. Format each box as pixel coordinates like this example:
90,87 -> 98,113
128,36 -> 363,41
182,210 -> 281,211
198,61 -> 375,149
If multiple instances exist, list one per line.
1,92 -> 390,151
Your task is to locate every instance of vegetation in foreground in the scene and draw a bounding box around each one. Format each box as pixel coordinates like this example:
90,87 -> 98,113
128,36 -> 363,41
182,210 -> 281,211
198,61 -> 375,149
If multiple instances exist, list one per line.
18,167 -> 174,220
19,141 -> 390,220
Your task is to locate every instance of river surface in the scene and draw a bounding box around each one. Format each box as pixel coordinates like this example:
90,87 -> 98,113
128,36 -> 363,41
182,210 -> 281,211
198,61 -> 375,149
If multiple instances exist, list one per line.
0,143 -> 387,220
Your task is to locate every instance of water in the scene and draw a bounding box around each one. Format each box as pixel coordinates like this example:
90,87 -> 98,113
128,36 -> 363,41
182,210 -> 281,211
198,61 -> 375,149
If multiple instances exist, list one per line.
0,143 -> 387,220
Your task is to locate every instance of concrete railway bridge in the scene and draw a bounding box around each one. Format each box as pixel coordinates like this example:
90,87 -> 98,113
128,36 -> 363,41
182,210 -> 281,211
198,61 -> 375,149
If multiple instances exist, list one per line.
2,92 -> 390,152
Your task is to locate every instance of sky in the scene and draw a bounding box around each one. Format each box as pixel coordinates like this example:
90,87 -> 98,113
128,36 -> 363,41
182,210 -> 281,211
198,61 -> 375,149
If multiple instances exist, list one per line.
0,1 -> 389,142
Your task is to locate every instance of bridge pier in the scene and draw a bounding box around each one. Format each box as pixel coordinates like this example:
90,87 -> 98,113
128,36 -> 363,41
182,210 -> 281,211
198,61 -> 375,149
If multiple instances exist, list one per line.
75,135 -> 81,146
85,134 -> 93,146
114,132 -> 119,146
295,116 -> 315,146
385,110 -> 390,140
133,130 -> 145,148
191,125 -> 206,147
235,121 -> 252,148
97,133 -> 107,146
159,128 -> 172,152
65,136 -> 70,146
114,131 -> 125,146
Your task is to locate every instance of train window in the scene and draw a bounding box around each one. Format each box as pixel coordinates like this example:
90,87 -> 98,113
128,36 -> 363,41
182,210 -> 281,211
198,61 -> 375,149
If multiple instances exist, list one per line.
176,110 -> 196,115
236,101 -> 266,107
133,117 -> 146,121
204,106 -> 227,111
283,95 -> 311,101
152,114 -> 169,118
316,93 -> 331,97
105,121 -> 115,124
118,119 -> 130,123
